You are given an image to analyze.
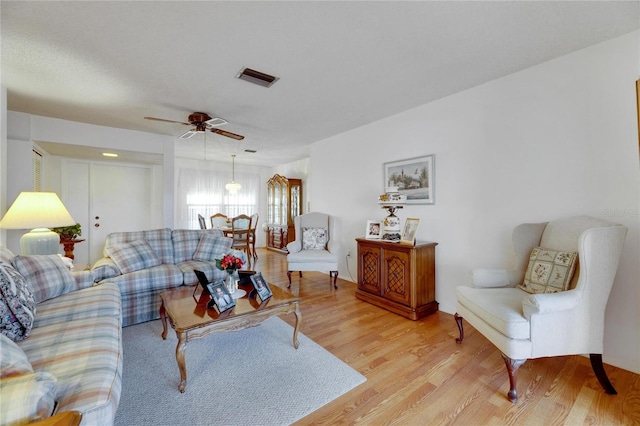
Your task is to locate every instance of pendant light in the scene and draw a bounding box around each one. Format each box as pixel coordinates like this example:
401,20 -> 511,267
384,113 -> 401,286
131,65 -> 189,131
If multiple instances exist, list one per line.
225,154 -> 241,193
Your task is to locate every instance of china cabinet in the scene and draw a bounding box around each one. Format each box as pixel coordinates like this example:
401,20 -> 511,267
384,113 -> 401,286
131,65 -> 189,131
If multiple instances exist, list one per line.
266,174 -> 302,252
355,238 -> 438,320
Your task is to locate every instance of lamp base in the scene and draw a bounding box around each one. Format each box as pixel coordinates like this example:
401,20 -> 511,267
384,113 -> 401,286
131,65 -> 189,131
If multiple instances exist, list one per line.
20,228 -> 60,255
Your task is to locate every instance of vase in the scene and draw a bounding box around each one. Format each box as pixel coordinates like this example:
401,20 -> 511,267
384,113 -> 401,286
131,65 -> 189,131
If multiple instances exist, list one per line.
226,271 -> 238,294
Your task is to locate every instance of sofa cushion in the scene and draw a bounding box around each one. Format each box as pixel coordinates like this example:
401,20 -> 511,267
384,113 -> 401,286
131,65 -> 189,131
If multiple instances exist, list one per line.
172,229 -> 225,263
518,247 -> 578,294
105,228 -> 173,264
302,227 -> 328,250
192,233 -> 233,262
456,286 -> 531,340
106,239 -> 162,274
0,333 -> 33,378
0,246 -> 15,265
0,371 -> 57,425
12,255 -> 76,303
0,263 -> 36,341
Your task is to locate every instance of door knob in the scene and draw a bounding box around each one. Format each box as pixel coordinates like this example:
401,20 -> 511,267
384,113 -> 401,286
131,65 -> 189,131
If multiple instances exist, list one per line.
94,223 -> 100,228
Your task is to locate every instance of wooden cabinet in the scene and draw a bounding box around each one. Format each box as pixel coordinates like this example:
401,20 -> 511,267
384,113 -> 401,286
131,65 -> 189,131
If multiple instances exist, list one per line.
266,174 -> 302,253
355,238 -> 438,320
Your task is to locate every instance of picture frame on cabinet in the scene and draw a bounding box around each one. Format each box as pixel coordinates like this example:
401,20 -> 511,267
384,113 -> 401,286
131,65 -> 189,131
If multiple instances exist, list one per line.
400,218 -> 420,245
384,155 -> 435,205
365,220 -> 382,239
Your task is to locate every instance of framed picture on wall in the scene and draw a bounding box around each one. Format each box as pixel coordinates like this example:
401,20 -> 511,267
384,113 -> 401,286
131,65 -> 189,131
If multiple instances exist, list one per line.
365,220 -> 382,239
384,155 -> 435,205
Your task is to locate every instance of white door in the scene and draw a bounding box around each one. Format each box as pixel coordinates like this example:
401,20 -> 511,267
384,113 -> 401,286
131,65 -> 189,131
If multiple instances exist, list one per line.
62,160 -> 153,265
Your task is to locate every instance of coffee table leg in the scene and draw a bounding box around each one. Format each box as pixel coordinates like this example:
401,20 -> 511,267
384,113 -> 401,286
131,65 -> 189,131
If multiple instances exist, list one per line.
292,301 -> 301,349
175,332 -> 188,393
160,302 -> 168,340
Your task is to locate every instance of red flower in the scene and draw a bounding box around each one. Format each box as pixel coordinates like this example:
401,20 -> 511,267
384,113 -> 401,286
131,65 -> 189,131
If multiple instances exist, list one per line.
216,253 -> 245,272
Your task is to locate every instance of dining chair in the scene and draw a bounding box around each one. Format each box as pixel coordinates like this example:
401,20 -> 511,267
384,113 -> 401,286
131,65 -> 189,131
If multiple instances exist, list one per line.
249,213 -> 259,260
197,214 -> 207,229
230,214 -> 252,260
210,213 -> 228,229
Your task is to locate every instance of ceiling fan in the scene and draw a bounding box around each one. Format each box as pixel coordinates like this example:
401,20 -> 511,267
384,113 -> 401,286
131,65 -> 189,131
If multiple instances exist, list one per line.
144,112 -> 244,140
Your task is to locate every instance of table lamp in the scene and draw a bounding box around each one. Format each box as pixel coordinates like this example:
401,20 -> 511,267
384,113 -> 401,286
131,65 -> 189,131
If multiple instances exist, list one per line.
0,192 -> 76,255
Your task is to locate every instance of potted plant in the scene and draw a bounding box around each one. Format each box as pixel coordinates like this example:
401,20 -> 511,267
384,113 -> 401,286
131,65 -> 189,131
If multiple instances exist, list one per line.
50,223 -> 82,242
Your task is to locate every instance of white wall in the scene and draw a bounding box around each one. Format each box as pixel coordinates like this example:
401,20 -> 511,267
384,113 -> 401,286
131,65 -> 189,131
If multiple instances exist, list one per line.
310,31 -> 640,373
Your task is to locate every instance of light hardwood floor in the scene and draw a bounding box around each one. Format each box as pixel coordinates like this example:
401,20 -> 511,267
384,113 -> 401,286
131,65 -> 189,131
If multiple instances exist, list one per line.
251,248 -> 640,425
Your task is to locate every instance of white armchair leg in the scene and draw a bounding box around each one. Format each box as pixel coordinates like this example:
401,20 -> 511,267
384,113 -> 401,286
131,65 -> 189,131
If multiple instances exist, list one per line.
501,353 -> 526,403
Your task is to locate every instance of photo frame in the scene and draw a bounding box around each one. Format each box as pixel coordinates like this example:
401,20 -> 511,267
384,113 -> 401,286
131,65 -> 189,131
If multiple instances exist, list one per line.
365,220 -> 382,239
207,280 -> 236,313
400,218 -> 420,245
384,155 -> 435,205
250,272 -> 272,302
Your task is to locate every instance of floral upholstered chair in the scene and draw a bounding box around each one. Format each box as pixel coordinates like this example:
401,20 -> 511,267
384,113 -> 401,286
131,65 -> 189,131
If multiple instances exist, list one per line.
455,216 -> 627,403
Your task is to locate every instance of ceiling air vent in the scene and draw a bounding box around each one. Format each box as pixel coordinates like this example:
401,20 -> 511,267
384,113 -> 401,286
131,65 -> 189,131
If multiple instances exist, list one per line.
244,149 -> 257,153
236,67 -> 279,88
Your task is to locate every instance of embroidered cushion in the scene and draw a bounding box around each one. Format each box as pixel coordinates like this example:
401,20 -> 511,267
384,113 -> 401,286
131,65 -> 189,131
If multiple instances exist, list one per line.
0,372 -> 57,425
518,247 -> 578,294
105,239 -> 162,274
192,233 -> 233,262
302,227 -> 328,250
12,255 -> 76,303
0,333 -> 33,378
0,263 -> 36,341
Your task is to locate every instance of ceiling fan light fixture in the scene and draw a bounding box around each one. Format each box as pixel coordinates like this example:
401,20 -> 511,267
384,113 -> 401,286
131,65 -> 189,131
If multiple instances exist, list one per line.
205,117 -> 228,128
179,130 -> 198,139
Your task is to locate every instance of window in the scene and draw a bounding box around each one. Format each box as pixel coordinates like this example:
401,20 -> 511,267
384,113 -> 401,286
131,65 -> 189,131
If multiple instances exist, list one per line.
176,167 -> 259,229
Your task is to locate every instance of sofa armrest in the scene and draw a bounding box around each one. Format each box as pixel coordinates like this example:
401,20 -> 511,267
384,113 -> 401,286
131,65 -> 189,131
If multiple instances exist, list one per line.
72,270 -> 95,290
90,258 -> 122,282
522,289 -> 582,319
471,269 -> 517,288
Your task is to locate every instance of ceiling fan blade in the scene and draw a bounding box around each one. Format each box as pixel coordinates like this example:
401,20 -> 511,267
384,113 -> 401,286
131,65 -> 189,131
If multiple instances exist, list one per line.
144,117 -> 191,126
211,129 -> 245,140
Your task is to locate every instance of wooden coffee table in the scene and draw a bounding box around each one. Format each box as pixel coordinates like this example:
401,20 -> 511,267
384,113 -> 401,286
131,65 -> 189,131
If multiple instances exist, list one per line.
159,282 -> 301,392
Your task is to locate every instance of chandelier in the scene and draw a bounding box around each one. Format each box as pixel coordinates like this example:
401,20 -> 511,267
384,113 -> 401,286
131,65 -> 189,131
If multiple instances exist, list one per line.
225,154 -> 241,193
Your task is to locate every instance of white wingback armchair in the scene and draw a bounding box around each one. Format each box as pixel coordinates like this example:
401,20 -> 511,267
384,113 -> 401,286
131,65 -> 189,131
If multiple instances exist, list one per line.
286,212 -> 339,289
455,216 -> 627,403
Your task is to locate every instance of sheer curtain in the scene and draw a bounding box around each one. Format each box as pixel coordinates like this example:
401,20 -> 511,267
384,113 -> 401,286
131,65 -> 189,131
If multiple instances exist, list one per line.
176,167 -> 260,229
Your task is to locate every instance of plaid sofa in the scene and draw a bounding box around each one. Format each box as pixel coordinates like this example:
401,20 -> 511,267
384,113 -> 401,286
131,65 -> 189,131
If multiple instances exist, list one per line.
0,248 -> 122,426
92,228 -> 232,327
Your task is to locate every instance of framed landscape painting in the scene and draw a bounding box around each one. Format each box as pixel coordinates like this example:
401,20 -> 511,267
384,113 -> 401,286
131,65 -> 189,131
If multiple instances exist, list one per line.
384,155 -> 435,205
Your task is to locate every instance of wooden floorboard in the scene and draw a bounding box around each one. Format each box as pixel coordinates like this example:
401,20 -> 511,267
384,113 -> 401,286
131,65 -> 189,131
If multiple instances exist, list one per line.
250,248 -> 640,425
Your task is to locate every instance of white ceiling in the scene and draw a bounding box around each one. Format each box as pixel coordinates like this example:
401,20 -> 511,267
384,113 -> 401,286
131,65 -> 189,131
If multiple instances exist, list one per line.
2,1 -> 638,167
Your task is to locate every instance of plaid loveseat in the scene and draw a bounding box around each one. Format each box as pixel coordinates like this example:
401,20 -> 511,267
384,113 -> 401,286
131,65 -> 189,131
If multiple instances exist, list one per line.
91,228 -> 232,327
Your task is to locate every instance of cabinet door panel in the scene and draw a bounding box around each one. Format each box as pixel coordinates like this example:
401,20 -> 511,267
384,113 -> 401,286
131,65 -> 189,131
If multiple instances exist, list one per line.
383,248 -> 411,304
358,245 -> 381,294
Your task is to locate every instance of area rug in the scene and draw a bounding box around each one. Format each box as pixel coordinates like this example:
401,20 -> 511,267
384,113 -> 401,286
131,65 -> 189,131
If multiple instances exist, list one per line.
114,317 -> 366,425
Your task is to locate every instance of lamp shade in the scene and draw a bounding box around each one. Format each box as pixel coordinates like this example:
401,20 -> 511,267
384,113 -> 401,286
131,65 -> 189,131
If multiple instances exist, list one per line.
0,192 -> 76,229
0,192 -> 76,255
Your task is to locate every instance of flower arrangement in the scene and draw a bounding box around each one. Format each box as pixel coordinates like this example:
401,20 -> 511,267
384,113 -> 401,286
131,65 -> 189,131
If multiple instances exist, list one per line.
215,251 -> 245,274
